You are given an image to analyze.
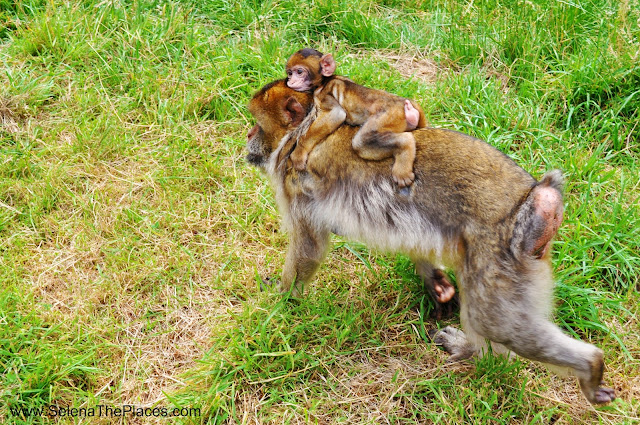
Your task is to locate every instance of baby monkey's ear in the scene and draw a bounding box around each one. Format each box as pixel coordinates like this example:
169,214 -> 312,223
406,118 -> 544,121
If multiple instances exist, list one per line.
320,54 -> 336,77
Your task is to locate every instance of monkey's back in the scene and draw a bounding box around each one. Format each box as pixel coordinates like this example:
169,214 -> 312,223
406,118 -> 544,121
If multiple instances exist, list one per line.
321,76 -> 411,123
413,128 -> 535,225
304,126 -> 536,233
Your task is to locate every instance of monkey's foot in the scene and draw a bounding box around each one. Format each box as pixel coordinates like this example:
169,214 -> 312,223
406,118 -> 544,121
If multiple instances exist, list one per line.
429,269 -> 458,319
404,100 -> 420,130
592,386 -> 616,404
290,149 -> 308,171
433,269 -> 455,303
431,326 -> 476,362
392,170 -> 415,188
259,276 -> 277,291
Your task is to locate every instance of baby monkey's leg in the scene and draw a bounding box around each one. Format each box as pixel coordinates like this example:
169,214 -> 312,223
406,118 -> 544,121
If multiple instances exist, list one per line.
352,115 -> 417,188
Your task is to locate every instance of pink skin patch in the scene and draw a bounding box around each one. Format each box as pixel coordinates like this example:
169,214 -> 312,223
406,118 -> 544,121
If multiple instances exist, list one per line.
433,269 -> 455,303
532,187 -> 563,258
404,100 -> 420,130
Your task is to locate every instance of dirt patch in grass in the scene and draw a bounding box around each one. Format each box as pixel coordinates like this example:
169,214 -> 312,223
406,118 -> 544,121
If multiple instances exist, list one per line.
382,52 -> 442,83
346,49 -> 444,84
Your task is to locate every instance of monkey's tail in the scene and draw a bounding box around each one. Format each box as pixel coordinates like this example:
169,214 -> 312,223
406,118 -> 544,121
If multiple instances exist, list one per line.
537,169 -> 564,193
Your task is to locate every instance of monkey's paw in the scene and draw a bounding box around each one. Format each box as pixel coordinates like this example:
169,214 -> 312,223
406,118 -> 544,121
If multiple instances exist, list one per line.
392,170 -> 415,188
430,326 -> 476,362
290,149 -> 308,171
593,386 -> 616,404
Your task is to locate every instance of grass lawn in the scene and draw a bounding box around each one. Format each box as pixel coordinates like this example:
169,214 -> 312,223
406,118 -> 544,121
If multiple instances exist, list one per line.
1,0 -> 638,423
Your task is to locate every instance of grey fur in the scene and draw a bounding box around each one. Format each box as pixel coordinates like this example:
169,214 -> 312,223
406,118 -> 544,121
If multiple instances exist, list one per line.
246,83 -> 615,405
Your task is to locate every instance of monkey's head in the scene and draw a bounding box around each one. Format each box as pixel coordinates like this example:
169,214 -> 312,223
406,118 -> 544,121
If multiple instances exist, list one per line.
285,48 -> 336,92
246,80 -> 313,168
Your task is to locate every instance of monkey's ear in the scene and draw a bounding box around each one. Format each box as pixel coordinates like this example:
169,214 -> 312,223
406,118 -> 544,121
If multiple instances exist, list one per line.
320,54 -> 336,77
284,97 -> 306,126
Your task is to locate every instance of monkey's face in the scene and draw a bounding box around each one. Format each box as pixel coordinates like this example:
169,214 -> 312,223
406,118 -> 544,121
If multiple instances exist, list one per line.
246,80 -> 313,169
286,65 -> 314,92
285,49 -> 327,92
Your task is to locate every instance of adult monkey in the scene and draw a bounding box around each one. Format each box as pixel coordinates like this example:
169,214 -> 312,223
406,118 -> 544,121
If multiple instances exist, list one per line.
246,79 -> 616,405
246,81 -> 456,318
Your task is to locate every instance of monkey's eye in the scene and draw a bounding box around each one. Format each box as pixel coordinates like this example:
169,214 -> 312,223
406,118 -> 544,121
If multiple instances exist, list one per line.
296,69 -> 304,75
286,70 -> 292,77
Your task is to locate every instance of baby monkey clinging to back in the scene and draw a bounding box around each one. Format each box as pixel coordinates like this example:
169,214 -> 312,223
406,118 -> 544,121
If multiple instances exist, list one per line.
285,48 -> 426,188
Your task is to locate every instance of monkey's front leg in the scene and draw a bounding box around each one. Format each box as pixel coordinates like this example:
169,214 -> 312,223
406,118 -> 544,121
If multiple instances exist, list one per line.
290,94 -> 346,171
280,218 -> 331,297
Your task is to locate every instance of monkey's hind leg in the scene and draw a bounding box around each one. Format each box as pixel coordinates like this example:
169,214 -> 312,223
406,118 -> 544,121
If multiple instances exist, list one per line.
415,260 -> 458,319
495,315 -> 616,404
390,132 -> 417,188
463,260 -> 616,405
352,122 -> 417,188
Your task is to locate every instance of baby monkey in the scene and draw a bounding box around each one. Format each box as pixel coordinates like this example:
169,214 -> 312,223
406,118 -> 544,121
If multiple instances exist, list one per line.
286,48 -> 426,187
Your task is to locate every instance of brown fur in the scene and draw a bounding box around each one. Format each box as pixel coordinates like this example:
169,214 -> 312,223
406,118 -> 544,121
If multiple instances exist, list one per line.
285,49 -> 426,187
246,79 -> 616,405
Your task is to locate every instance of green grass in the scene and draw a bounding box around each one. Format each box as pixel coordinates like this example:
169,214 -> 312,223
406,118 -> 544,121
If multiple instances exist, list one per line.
0,0 -> 638,423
